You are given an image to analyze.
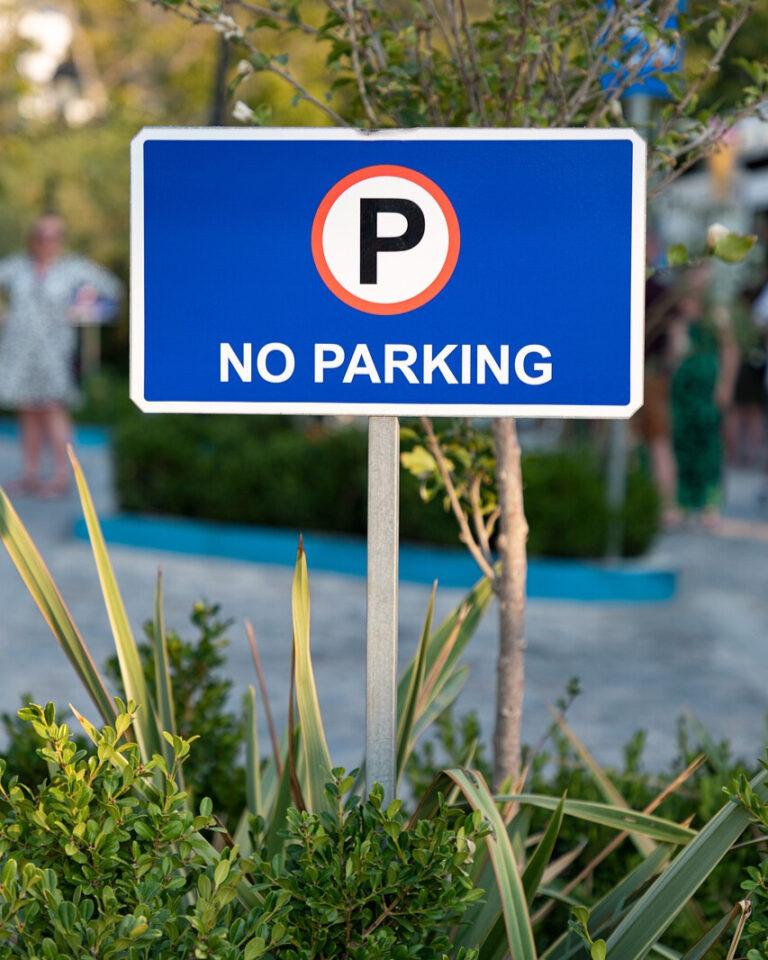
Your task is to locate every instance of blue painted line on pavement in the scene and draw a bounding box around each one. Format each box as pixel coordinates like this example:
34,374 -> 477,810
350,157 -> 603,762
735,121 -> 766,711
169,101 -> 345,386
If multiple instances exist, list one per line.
0,417 -> 110,448
73,513 -> 677,602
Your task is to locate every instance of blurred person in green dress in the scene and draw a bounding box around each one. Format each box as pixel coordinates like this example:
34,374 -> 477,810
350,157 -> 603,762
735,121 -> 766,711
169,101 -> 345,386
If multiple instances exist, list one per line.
671,272 -> 738,527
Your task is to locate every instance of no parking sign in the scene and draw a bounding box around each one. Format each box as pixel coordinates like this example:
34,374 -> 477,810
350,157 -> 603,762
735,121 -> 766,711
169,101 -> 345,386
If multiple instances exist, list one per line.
130,126 -> 647,800
130,127 -> 646,418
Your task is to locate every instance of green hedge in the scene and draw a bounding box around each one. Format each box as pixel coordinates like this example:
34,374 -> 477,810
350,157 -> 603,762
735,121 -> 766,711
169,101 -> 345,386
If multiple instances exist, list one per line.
114,414 -> 659,557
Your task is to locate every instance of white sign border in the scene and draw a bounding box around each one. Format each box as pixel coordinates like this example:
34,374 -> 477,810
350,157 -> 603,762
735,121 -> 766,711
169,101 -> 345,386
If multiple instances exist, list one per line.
131,126 -> 646,419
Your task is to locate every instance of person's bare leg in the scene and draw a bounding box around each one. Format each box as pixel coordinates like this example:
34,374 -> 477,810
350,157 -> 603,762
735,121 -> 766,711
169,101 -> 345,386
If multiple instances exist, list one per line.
745,405 -> 765,467
39,404 -> 72,496
723,406 -> 741,465
10,408 -> 43,493
650,436 -> 681,527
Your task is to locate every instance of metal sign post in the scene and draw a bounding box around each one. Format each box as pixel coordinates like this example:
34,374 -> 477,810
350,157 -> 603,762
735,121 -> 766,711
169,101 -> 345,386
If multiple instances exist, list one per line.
366,416 -> 400,801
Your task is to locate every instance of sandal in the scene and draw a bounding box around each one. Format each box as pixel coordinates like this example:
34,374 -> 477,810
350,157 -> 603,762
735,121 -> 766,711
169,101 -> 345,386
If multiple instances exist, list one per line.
4,476 -> 41,496
37,479 -> 71,500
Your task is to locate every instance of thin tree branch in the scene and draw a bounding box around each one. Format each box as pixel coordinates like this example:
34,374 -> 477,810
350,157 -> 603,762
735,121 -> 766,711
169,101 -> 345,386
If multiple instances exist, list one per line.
649,96 -> 768,196
424,0 -> 481,118
561,0 -> 631,124
541,45 -> 569,119
230,0 -> 318,34
468,473 -> 493,565
521,2 -> 561,126
322,0 -> 348,22
164,0 -> 352,126
654,1 -> 753,146
457,0 -> 491,122
416,24 -> 445,125
421,417 -> 497,584
503,0 -> 528,125
345,0 -> 379,126
726,901 -> 752,960
354,4 -> 388,73
263,58 -> 351,125
362,894 -> 403,938
582,0 -> 680,127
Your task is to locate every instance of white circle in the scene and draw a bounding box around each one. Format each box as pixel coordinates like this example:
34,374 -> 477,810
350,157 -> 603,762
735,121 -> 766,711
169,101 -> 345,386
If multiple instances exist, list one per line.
321,175 -> 450,305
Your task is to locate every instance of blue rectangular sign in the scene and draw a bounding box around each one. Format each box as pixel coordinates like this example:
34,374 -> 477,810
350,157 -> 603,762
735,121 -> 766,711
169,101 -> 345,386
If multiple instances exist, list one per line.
131,128 -> 645,418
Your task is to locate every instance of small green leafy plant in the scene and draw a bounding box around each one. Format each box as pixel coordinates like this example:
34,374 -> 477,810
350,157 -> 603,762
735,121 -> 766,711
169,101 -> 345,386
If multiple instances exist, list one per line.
251,772 -> 486,960
0,705 -> 486,959
0,702 -> 269,958
729,755 -> 768,959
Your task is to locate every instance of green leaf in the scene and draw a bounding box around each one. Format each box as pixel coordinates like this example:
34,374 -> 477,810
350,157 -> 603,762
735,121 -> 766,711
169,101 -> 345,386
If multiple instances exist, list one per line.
587,846 -> 671,938
214,858 -> 231,887
410,665 -> 470,745
398,576 -> 493,737
606,769 -> 768,959
573,906 -> 590,927
497,795 -> 695,845
445,769 -> 537,960
522,793 -> 566,905
707,18 -> 726,50
401,445 -> 438,478
667,243 -> 688,267
69,448 -> 161,762
245,937 -> 266,960
590,941 -> 606,960
396,582 -> 435,784
265,729 -> 299,858
477,805 -> 551,960
679,904 -> 743,960
1,858 -> 17,888
291,539 -> 332,814
713,232 -> 756,263
57,901 -> 76,932
0,483 -> 116,725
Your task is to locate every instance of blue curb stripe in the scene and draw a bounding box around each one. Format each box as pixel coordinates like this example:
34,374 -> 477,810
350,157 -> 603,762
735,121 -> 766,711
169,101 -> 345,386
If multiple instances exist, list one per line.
0,417 -> 110,448
73,513 -> 676,603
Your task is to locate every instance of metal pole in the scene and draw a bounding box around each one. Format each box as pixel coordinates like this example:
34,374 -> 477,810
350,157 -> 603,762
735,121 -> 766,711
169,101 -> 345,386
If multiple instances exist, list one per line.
607,94 -> 651,559
605,418 -> 631,558
366,415 -> 400,801
80,325 -> 101,379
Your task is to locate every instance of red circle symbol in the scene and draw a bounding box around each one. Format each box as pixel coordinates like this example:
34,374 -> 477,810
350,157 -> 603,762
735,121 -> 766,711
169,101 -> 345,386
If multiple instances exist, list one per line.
311,164 -> 460,315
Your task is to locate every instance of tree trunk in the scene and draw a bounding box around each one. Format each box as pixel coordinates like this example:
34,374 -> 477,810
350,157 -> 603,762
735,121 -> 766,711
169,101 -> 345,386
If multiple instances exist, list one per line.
209,35 -> 230,126
492,417 -> 528,789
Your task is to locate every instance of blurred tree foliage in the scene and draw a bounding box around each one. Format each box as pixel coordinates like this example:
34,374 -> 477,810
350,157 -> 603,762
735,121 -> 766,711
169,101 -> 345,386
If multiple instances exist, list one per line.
689,2 -> 768,110
0,0 -> 765,380
0,0 -> 336,247
0,1 -> 215,261
0,0 -> 765,282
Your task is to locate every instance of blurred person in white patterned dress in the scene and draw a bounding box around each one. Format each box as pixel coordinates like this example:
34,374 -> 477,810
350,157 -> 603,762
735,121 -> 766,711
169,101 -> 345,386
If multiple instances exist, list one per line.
0,215 -> 121,497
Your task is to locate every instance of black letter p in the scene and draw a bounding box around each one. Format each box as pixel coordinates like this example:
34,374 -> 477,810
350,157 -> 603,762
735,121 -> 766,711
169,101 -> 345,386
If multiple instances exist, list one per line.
359,198 -> 426,285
